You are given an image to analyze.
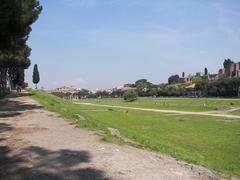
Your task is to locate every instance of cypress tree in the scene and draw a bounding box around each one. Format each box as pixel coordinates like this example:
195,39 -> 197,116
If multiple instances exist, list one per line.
204,68 -> 208,76
182,72 -> 185,78
32,64 -> 40,89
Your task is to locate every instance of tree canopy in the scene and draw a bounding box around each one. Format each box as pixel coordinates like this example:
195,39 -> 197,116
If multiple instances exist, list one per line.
168,75 -> 180,84
0,0 -> 42,92
123,90 -> 138,102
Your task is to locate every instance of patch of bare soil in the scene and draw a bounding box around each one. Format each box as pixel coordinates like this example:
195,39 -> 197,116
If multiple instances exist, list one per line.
0,94 -> 220,180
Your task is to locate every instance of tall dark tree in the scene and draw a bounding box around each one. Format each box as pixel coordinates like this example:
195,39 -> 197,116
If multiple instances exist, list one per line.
0,0 -> 42,92
182,72 -> 185,78
204,68 -> 208,76
32,64 -> 40,89
13,68 -> 25,86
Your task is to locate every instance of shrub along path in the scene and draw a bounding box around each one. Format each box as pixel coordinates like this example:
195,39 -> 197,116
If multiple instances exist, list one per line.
0,94 -> 218,180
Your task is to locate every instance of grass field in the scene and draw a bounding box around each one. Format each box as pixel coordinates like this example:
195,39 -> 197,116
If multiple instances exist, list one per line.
29,90 -> 240,177
231,109 -> 240,116
79,97 -> 240,112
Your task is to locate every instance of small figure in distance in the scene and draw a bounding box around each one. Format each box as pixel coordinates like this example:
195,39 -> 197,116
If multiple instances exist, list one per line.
98,96 -> 101,103
16,85 -> 22,93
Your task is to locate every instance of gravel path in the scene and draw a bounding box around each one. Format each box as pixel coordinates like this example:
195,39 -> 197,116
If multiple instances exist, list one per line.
75,102 -> 240,119
0,95 -> 219,180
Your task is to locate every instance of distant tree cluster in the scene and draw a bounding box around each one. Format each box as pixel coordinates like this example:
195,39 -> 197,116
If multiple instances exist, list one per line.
52,75 -> 240,99
0,0 -> 42,93
168,75 -> 180,84
52,59 -> 240,99
195,76 -> 240,97
123,90 -> 138,102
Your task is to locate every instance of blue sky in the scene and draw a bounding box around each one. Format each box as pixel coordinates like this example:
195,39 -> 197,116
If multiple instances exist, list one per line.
26,0 -> 240,90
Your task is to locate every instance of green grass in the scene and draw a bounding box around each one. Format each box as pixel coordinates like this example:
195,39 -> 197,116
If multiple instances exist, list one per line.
231,110 -> 240,116
79,97 -> 240,112
29,90 -> 240,177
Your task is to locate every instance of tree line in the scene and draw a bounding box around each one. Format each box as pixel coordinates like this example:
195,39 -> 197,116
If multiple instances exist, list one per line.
195,76 -> 240,97
0,0 -> 42,94
53,59 -> 240,99
53,77 -> 240,100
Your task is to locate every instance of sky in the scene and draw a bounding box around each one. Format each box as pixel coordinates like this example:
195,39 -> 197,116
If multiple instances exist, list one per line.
26,0 -> 240,90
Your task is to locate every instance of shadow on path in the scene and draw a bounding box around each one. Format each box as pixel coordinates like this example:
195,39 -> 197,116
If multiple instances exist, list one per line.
0,123 -> 13,133
0,93 -> 43,118
0,93 -> 111,179
0,145 -> 111,180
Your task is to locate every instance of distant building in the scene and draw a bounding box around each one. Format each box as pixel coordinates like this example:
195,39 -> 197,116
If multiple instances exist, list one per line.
178,61 -> 240,84
218,68 -> 225,76
208,74 -> 218,81
227,62 -> 240,77
178,75 -> 193,84
50,86 -> 79,100
95,88 -> 113,94
53,86 -> 78,93
216,62 -> 240,79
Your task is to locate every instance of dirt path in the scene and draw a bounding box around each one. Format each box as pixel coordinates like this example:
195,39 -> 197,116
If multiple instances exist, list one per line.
75,102 -> 240,119
0,95 -> 219,180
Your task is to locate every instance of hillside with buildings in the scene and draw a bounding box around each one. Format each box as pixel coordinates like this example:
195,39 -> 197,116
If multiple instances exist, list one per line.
51,59 -> 240,99
179,59 -> 240,84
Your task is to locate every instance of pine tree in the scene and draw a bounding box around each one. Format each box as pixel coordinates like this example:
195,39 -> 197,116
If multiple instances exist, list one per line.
0,0 -> 42,92
32,64 -> 40,89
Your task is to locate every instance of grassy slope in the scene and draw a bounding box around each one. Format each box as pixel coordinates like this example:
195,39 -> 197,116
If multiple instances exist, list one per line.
29,90 -> 240,177
79,97 -> 240,112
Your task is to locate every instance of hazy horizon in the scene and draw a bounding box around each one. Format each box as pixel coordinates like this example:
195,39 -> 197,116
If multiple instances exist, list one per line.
25,0 -> 240,90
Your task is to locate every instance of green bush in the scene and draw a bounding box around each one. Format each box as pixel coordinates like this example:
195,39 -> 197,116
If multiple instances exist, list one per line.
123,90 -> 138,102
